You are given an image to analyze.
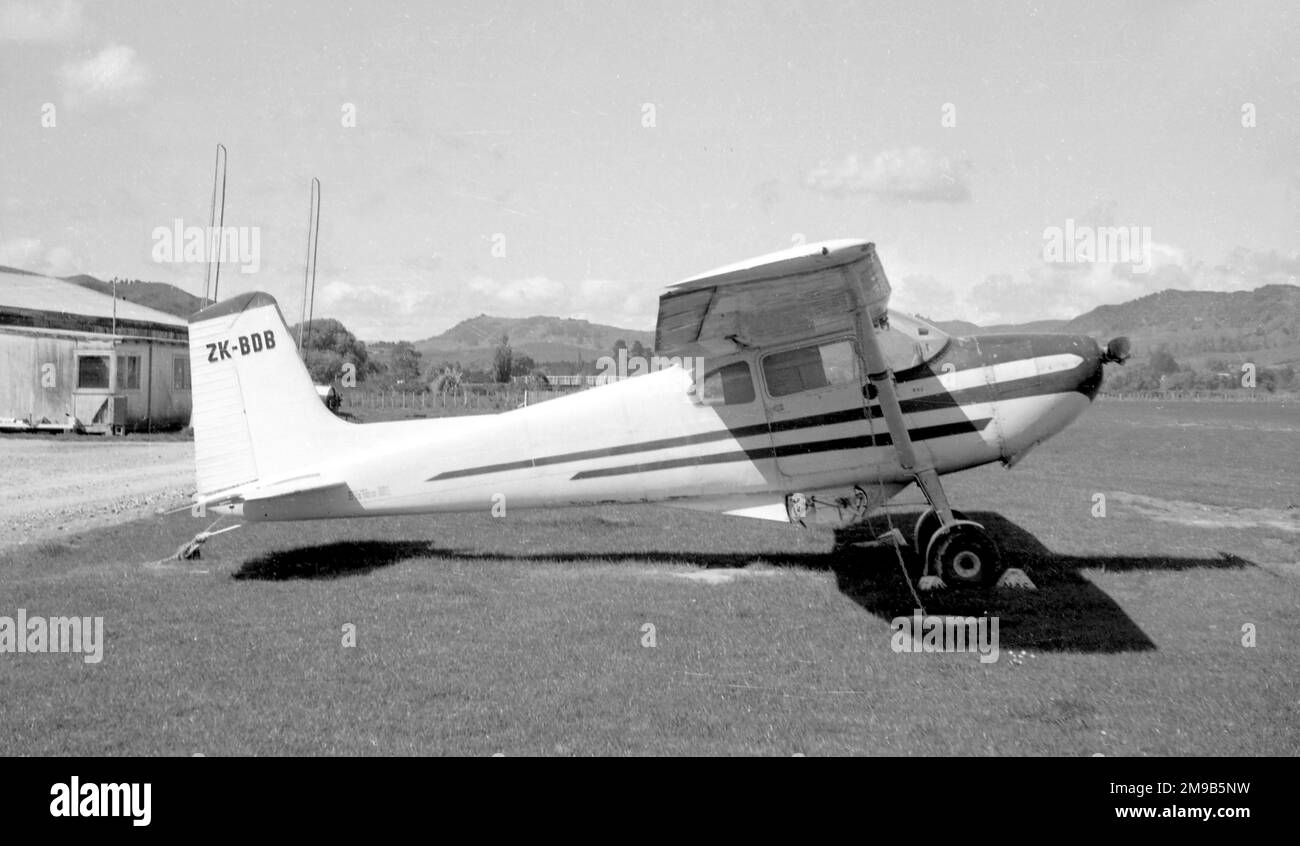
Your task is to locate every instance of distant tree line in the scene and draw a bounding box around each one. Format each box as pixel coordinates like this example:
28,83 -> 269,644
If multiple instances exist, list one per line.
1104,345 -> 1296,393
296,322 -> 1297,397
425,336 -> 653,385
290,319 -> 381,386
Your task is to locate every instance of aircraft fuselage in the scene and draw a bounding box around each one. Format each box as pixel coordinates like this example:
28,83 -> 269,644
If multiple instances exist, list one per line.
228,331 -> 1105,523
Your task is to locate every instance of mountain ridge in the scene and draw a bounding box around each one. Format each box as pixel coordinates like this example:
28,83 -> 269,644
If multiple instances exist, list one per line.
5,265 -> 1295,369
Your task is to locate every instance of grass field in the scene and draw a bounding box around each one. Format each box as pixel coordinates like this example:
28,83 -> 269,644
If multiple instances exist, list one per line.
1,399 -> 1297,755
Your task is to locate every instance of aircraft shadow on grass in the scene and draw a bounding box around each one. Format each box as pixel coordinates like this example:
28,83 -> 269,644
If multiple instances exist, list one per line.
230,510 -> 1256,654
232,540 -> 437,581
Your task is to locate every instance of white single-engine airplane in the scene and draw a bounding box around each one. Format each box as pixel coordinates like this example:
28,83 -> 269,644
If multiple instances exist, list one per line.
187,240 -> 1128,589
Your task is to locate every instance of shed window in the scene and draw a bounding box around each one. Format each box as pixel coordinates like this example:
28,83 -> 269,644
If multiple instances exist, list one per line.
76,355 -> 110,389
174,356 -> 190,390
116,355 -> 141,390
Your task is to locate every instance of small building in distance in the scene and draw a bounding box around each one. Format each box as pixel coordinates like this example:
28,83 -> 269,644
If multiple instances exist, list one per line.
539,373 -> 603,389
0,267 -> 192,433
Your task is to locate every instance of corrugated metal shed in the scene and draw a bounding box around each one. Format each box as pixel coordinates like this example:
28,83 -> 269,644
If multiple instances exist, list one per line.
0,269 -> 186,335
0,268 -> 192,432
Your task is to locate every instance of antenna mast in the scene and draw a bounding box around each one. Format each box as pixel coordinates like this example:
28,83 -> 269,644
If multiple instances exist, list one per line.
298,177 -> 321,353
204,143 -> 227,303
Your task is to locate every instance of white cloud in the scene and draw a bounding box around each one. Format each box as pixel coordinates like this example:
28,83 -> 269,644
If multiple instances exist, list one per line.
0,237 -> 80,276
804,148 -> 973,203
43,245 -> 79,276
0,0 -> 83,42
0,237 -> 44,268
1217,246 -> 1300,286
468,275 -> 567,309
918,244 -> 1292,327
889,274 -> 958,318
59,44 -> 149,102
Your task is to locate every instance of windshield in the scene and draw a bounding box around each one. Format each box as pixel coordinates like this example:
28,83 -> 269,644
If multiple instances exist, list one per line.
875,310 -> 950,371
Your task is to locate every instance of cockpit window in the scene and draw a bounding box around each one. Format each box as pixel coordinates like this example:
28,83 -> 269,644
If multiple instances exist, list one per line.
753,315 -> 950,398
762,339 -> 860,397
700,361 -> 755,405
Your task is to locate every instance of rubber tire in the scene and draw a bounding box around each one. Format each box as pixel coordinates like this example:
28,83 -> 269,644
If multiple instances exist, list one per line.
925,522 -> 1002,587
912,507 -> 968,559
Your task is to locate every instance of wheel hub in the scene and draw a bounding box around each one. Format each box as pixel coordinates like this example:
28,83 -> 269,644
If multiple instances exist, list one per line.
951,550 -> 982,579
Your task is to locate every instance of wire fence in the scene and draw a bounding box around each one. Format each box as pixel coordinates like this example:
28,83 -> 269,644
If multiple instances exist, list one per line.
343,387 -> 1293,410
341,386 -> 579,413
1097,390 -> 1291,402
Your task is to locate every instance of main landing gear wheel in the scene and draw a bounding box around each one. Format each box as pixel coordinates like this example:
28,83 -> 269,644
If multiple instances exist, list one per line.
925,522 -> 1003,587
912,507 -> 967,559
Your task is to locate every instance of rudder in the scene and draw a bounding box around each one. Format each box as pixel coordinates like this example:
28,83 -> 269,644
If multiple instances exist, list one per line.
188,292 -> 344,498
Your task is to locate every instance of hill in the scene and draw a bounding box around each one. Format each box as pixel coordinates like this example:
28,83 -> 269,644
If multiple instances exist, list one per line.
1064,285 -> 1300,336
0,265 -> 44,278
0,265 -> 210,319
932,284 -> 1300,369
412,314 -> 655,370
8,261 -> 1294,375
1052,285 -> 1300,370
60,273 -> 211,318
932,318 -> 1069,336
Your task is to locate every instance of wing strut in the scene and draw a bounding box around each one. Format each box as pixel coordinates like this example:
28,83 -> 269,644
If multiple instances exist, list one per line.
841,254 -> 994,590
847,299 -> 955,518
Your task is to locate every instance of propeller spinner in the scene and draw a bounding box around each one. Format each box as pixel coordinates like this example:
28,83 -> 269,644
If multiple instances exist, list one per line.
1101,336 -> 1131,364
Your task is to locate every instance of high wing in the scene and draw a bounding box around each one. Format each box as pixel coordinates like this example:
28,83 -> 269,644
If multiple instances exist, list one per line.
655,239 -> 892,357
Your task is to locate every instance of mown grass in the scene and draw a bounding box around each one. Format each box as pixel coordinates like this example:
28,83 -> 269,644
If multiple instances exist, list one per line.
0,400 -> 1296,755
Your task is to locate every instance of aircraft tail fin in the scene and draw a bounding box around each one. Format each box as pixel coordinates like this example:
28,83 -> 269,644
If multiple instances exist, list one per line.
187,292 -> 345,499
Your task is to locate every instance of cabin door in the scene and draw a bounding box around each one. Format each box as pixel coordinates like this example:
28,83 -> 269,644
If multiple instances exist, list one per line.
758,337 -> 874,480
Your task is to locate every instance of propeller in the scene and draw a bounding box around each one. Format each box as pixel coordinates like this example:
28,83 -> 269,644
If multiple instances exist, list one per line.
1101,336 -> 1131,364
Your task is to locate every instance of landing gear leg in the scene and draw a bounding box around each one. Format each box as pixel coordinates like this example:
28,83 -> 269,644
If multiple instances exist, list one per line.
911,469 -> 1003,590
837,247 -> 1014,592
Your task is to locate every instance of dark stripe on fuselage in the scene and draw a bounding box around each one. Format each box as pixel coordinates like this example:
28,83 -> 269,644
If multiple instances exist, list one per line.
426,350 -> 1091,482
427,404 -> 893,481
428,419 -> 778,480
568,419 -> 991,480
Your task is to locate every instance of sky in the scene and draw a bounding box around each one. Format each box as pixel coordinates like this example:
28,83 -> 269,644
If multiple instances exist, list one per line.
1,0 -> 1297,340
